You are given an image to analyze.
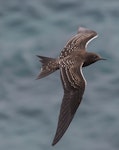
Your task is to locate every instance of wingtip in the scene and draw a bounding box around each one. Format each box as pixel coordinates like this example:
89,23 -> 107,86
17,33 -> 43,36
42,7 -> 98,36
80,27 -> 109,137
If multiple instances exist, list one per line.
52,132 -> 62,146
52,142 -> 55,146
52,139 -> 58,146
77,26 -> 97,36
78,26 -> 86,32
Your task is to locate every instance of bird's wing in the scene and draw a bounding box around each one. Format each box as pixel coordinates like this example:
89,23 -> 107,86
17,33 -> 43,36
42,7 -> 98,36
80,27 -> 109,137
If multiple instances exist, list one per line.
60,27 -> 97,59
52,62 -> 86,145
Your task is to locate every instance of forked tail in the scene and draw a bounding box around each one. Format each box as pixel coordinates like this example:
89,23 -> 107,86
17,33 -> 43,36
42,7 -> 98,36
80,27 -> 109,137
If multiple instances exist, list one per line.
37,55 -> 59,79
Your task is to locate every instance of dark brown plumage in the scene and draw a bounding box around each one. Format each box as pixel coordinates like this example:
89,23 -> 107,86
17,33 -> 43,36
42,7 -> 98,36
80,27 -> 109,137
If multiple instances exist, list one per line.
37,27 -> 105,146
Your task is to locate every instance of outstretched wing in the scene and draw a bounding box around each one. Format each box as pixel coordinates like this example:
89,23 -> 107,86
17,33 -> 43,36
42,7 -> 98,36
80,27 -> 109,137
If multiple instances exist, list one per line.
60,27 -> 97,59
52,62 -> 86,145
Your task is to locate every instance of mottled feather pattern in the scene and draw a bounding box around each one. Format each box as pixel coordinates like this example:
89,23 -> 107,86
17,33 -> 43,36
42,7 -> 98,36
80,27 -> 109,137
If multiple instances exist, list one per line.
37,27 -> 104,146
60,30 -> 97,59
52,61 -> 85,145
37,56 -> 59,79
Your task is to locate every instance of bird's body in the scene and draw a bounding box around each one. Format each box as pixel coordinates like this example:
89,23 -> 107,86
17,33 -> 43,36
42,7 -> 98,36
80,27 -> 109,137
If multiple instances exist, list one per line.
37,27 -> 105,146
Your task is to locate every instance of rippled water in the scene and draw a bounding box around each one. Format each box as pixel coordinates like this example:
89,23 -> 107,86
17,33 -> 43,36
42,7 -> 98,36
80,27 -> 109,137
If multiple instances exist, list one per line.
0,0 -> 119,150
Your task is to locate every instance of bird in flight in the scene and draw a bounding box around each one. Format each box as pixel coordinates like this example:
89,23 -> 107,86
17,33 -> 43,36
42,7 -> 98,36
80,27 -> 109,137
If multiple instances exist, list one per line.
37,27 -> 105,146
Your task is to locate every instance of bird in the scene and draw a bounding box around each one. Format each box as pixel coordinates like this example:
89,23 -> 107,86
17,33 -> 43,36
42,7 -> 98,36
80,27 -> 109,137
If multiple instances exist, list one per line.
37,27 -> 106,146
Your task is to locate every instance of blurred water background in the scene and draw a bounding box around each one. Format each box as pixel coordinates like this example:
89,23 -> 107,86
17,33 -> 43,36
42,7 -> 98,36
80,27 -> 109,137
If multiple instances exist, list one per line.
0,0 -> 119,150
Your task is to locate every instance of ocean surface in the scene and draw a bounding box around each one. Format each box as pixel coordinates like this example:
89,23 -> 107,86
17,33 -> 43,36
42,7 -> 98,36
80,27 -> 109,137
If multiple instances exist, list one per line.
0,0 -> 119,150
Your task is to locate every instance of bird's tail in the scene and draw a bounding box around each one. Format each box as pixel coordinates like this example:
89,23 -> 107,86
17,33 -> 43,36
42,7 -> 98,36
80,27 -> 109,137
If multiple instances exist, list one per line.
37,55 -> 59,79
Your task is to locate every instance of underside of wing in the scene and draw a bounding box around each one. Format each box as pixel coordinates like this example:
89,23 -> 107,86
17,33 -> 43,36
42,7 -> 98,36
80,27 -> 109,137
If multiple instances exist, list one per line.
52,63 -> 85,145
52,89 -> 81,146
60,27 -> 97,59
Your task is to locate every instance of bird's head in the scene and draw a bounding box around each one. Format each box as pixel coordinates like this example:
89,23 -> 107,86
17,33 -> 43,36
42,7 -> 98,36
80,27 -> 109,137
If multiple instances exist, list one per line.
83,52 -> 106,67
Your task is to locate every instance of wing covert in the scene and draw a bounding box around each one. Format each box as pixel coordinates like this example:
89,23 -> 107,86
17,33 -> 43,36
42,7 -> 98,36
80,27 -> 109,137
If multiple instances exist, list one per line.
60,27 -> 97,59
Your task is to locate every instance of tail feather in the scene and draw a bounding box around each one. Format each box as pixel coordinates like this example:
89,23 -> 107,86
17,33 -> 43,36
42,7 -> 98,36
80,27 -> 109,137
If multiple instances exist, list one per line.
37,55 -> 59,79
